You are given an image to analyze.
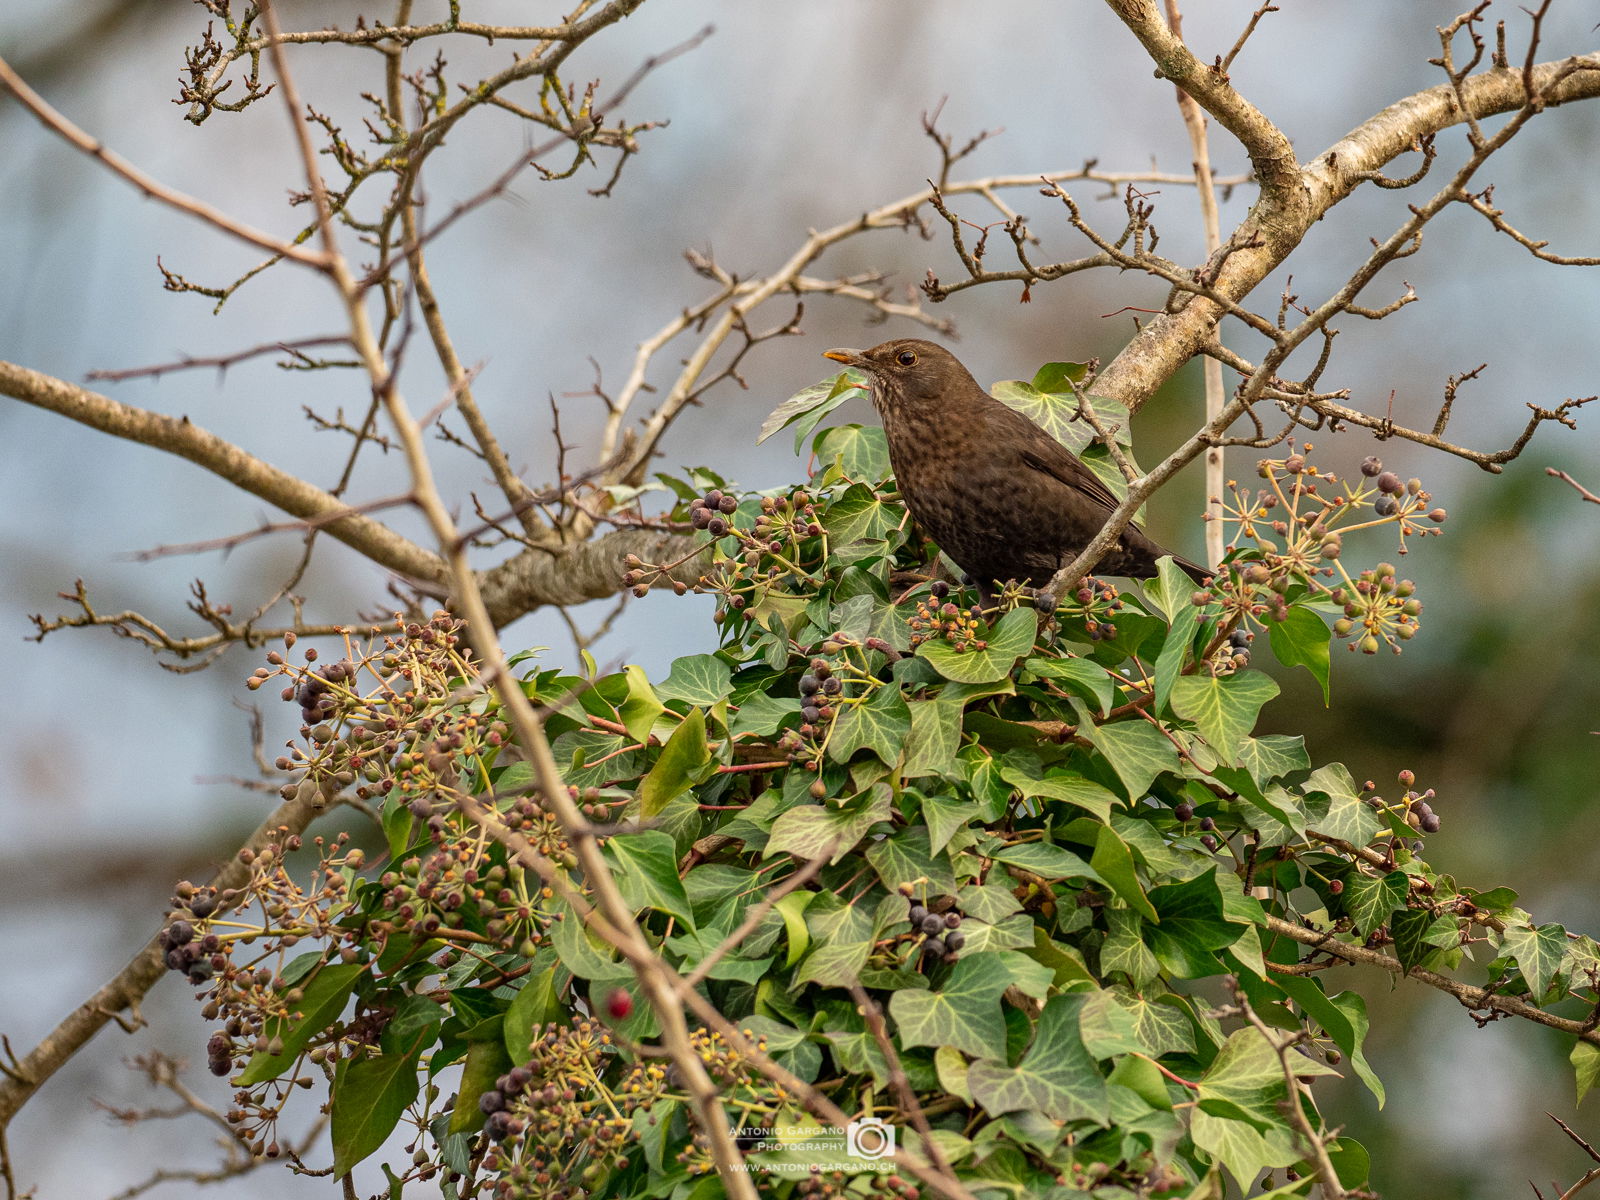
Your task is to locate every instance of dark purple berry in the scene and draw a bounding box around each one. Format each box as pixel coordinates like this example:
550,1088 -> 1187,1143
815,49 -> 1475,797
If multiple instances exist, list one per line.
944,930 -> 965,953
908,904 -> 928,926
1201,834 -> 1219,851
1174,802 -> 1195,822
1374,495 -> 1398,516
1361,456 -> 1383,477
1376,471 -> 1403,494
1198,816 -> 1216,832
920,914 -> 945,936
479,1090 -> 506,1115
944,912 -> 962,929
921,937 -> 946,959
1419,814 -> 1441,834
799,675 -> 820,696
706,517 -> 729,537
821,677 -> 841,695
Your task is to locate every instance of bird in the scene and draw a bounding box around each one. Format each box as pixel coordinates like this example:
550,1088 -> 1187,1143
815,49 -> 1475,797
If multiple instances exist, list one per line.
821,338 -> 1209,600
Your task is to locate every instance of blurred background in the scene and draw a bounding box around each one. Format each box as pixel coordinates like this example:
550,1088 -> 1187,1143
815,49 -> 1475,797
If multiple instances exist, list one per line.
2,1 -> 1597,1196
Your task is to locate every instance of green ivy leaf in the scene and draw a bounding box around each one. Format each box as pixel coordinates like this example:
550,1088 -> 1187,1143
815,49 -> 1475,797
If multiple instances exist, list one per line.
604,829 -> 696,928
1342,871 -> 1409,937
918,607 -> 1038,684
889,953 -> 1017,1059
991,368 -> 1126,452
1272,974 -> 1384,1106
1504,921 -> 1569,997
1192,1029 -> 1305,1189
1078,718 -> 1180,800
1268,606 -> 1332,705
1145,870 -> 1243,978
502,963 -> 561,1063
1090,825 -> 1157,921
967,994 -> 1111,1124
449,1036 -> 513,1137
237,963 -> 364,1086
865,825 -> 957,895
757,370 -> 860,448
1301,763 -> 1383,846
332,1008 -> 436,1174
639,708 -> 714,818
1152,598 -> 1201,717
822,482 -> 901,544
1101,909 -> 1162,988
1170,671 -> 1280,765
768,784 -> 892,863
1573,1041 -> 1600,1104
902,699 -> 964,779
793,894 -> 884,987
618,664 -> 668,743
1001,755 -> 1116,821
1020,655 -> 1114,715
814,424 -> 891,481
1391,908 -> 1459,975
828,682 -> 912,764
655,655 -> 734,707
1236,734 -> 1311,790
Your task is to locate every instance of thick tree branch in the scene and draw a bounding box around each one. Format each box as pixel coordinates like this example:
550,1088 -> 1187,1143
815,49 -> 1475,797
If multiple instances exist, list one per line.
1092,47 -> 1600,412
0,360 -> 447,587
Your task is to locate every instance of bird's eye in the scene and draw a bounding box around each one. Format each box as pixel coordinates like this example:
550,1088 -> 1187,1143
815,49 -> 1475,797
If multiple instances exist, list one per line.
895,349 -> 918,366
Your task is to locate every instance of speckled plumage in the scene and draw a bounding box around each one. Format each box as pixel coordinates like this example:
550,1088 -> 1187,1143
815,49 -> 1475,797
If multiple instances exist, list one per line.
823,339 -> 1208,595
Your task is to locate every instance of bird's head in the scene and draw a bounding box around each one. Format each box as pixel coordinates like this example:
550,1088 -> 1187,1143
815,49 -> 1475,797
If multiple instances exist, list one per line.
822,339 -> 973,415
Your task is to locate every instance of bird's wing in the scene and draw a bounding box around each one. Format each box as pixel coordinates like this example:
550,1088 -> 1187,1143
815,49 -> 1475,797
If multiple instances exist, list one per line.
1018,437 -> 1122,514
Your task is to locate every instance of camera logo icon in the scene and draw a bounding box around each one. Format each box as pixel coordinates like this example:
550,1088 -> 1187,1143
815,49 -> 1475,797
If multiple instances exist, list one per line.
845,1117 -> 896,1160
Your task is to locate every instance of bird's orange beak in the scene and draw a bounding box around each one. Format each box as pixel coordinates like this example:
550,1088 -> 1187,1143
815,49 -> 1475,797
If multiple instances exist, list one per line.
823,348 -> 866,368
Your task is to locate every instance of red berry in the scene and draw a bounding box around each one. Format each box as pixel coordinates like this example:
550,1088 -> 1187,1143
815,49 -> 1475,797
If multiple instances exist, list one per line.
605,988 -> 634,1021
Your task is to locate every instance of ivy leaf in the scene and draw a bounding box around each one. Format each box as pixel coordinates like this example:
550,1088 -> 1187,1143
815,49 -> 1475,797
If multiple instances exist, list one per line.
828,683 -> 912,764
1341,871 -> 1409,937
1301,763 -> 1382,846
1152,597 -> 1201,717
991,366 -> 1126,453
655,655 -> 734,707
918,607 -> 1038,684
1001,755 -> 1116,821
1191,1029 -> 1302,1189
1236,734 -> 1311,790
1391,908 -> 1459,975
814,424 -> 891,480
1145,870 -> 1242,978
889,953 -> 1017,1059
1272,974 -> 1384,1106
639,709 -> 714,818
332,1005 -> 437,1173
1021,655 -> 1114,715
1078,718 -> 1180,800
1573,1041 -> 1600,1104
768,784 -> 892,863
449,1035 -> 513,1136
757,370 -> 860,449
1090,825 -> 1157,921
1504,921 -> 1569,997
1100,909 -> 1161,988
902,699 -> 964,779
502,963 -> 561,1063
822,482 -> 902,545
618,664 -> 667,744
237,963 -> 364,1086
604,830 -> 696,928
794,894 -> 884,987
984,838 -> 1100,884
1268,606 -> 1333,705
1170,671 -> 1279,765
865,825 -> 957,895
966,994 -> 1111,1124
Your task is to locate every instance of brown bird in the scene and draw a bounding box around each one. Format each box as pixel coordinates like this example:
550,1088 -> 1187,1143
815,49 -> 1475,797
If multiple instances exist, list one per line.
822,338 -> 1208,599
